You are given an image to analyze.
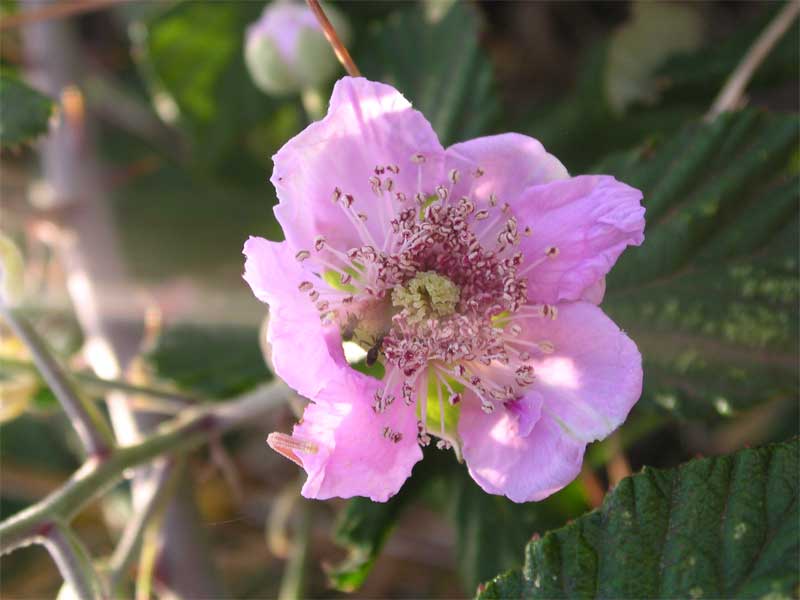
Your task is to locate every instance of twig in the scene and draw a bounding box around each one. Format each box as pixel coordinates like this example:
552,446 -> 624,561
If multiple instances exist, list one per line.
306,0 -> 361,77
0,380 -> 290,555
706,0 -> 800,121
277,500 -> 310,600
40,521 -> 105,600
0,303 -> 114,458
0,0 -> 128,32
1,357 -> 200,408
108,459 -> 180,593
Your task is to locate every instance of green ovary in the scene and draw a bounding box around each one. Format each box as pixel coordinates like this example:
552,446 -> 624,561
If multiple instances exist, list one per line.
392,271 -> 460,325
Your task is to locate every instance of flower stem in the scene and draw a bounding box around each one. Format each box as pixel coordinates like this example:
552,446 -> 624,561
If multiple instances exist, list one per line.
0,380 -> 290,555
0,303 -> 114,459
108,458 -> 181,593
306,0 -> 361,77
42,521 -> 106,600
706,0 -> 800,121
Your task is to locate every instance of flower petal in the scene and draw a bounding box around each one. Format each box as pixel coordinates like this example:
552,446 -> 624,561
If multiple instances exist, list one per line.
521,301 -> 643,442
517,175 -> 644,304
444,133 -> 568,207
272,77 -> 445,254
291,372 -> 423,502
242,236 -> 347,399
460,397 -> 585,503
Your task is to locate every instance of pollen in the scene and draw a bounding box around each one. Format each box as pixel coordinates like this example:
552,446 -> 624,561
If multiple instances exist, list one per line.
391,271 -> 460,325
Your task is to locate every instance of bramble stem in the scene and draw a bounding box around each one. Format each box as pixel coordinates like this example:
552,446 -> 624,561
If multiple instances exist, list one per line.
0,380 -> 290,555
306,0 -> 361,77
42,521 -> 106,600
706,0 -> 800,120
0,303 -> 114,458
108,459 -> 180,593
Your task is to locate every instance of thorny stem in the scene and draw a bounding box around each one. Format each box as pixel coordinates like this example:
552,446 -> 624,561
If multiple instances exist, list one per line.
306,0 -> 361,77
0,303 -> 114,458
1,357 -> 199,409
41,521 -> 106,600
0,380 -> 290,555
706,0 -> 800,121
108,459 -> 181,593
0,0 -> 129,31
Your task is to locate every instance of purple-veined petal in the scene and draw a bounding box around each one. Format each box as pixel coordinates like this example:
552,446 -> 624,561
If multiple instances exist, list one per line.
288,372 -> 422,502
460,397 -> 585,503
272,77 -> 445,255
517,175 -> 644,304
243,236 -> 347,400
520,301 -> 643,442
445,133 -> 568,206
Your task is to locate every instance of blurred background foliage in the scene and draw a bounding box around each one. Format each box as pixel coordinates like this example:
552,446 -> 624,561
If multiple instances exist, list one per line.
0,1 -> 798,598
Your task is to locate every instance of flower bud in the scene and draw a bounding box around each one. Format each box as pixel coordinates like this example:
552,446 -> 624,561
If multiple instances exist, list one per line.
244,1 -> 350,96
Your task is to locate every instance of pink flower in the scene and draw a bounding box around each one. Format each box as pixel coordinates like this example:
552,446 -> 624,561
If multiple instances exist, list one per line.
244,77 -> 645,503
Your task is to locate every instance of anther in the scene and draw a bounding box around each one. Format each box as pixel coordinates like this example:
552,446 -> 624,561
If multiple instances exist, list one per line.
449,169 -> 460,184
295,250 -> 311,262
545,246 -> 560,258
314,236 -> 326,252
411,153 -> 426,164
298,281 -> 314,292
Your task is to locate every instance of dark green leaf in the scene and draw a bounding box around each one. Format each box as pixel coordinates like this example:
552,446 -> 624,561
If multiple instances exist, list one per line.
146,323 -> 270,400
452,471 -> 588,594
601,110 -> 799,421
328,449 -> 451,591
358,3 -> 498,146
0,71 -> 54,147
479,438 -> 799,599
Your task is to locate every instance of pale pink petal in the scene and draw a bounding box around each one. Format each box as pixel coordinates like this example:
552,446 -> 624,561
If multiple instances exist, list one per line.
272,77 -> 444,254
460,397 -> 585,503
581,277 -> 606,304
242,236 -> 347,399
517,175 -> 644,304
444,133 -> 568,207
521,301 -> 642,442
291,372 -> 422,501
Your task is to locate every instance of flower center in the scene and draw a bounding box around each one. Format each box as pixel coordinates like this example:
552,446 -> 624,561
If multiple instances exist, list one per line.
391,271 -> 460,325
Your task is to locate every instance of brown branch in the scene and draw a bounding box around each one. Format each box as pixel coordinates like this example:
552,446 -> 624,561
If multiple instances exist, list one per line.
0,0 -> 129,32
306,0 -> 361,77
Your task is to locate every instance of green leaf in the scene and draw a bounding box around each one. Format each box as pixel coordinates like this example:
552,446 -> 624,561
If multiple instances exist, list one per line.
0,71 -> 54,147
328,450 -> 447,592
146,323 -> 270,400
658,2 -> 799,104
139,0 -> 285,167
453,472 -> 588,594
479,438 -> 799,599
601,110 -> 799,421
358,2 -> 498,145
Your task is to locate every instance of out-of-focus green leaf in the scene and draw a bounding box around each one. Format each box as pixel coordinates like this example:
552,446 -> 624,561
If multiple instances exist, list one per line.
606,1 -> 703,114
601,110 -> 799,422
358,2 -> 498,145
0,71 -> 54,147
452,473 -> 587,594
528,3 -> 798,172
328,449 -> 451,592
146,323 -> 270,400
658,2 -> 799,104
479,438 -> 799,599
139,0 -> 283,167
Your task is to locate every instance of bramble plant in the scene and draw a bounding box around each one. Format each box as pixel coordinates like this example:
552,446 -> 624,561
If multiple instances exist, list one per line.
0,1 -> 798,598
